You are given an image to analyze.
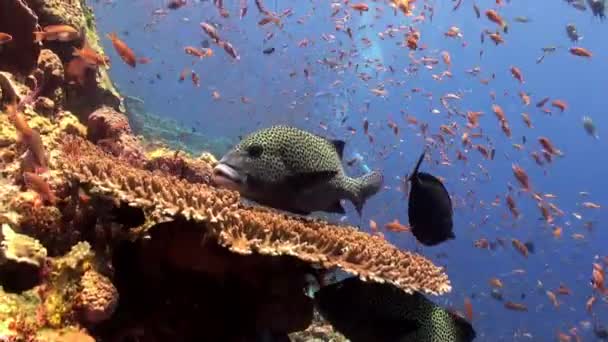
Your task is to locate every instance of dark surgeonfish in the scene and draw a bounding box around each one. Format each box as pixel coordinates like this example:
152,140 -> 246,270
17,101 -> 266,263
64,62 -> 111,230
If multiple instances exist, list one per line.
314,277 -> 476,342
408,151 -> 455,246
212,126 -> 383,215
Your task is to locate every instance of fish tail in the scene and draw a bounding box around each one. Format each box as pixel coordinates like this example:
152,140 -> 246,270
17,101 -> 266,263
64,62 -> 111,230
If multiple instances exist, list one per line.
351,171 -> 383,216
33,32 -> 45,43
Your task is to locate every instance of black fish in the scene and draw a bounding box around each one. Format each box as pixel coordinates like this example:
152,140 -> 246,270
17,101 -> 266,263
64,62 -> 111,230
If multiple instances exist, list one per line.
262,47 -> 275,54
314,277 -> 476,342
408,151 -> 455,246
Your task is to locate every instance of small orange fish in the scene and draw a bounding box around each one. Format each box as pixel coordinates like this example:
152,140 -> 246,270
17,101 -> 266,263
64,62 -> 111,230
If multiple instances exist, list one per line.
474,238 -> 490,249
506,195 -> 520,218
504,301 -> 528,312
551,99 -> 568,112
369,219 -> 378,233
539,203 -> 554,223
521,113 -> 532,128
466,111 -> 483,128
191,70 -> 200,87
184,46 -> 212,58
511,238 -> 528,257
538,136 -> 561,155
350,3 -> 370,12
440,125 -> 455,136
384,219 -> 410,233
582,202 -> 601,209
500,120 -> 511,137
445,26 -> 462,38
489,277 -> 503,288
23,172 -> 56,205
512,164 -> 531,191
406,31 -> 420,50
0,32 -> 13,45
492,104 -> 506,122
7,103 -> 48,171
485,9 -> 508,32
258,16 -> 281,26
107,32 -> 137,68
137,57 -> 152,64
557,284 -> 571,295
519,92 -> 530,106
73,47 -> 110,67
510,66 -> 524,83
552,226 -> 562,238
546,290 -> 559,308
464,297 -> 473,321
586,296 -> 596,313
489,32 -> 504,45
33,25 -> 79,43
569,47 -> 592,57
442,51 -> 451,67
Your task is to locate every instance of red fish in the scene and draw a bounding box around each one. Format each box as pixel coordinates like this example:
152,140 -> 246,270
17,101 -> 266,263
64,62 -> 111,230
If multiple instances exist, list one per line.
569,47 -> 592,57
510,66 -> 524,83
107,32 -> 136,67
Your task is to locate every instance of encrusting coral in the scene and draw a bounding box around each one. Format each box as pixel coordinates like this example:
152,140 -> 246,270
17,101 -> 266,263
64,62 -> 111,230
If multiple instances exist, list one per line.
59,134 -> 451,296
77,269 -> 119,324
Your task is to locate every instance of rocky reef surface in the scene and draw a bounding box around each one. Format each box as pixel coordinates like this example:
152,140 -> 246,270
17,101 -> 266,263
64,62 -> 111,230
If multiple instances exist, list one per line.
0,1 -> 451,341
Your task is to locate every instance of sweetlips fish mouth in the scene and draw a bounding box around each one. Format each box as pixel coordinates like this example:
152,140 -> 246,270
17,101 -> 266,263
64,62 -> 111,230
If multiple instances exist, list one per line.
212,163 -> 245,191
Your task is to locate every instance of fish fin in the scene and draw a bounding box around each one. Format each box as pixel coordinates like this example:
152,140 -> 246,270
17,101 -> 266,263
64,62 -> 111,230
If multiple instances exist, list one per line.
409,151 -> 426,181
330,139 -> 346,159
286,170 -> 337,190
352,171 -> 383,216
327,200 -> 346,214
450,312 -> 477,341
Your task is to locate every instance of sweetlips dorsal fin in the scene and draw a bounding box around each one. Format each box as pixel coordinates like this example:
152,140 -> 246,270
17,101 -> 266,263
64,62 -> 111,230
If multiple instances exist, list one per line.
330,139 -> 346,159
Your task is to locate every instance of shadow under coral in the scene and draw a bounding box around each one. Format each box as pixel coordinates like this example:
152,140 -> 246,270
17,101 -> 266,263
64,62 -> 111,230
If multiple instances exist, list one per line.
95,218 -> 314,342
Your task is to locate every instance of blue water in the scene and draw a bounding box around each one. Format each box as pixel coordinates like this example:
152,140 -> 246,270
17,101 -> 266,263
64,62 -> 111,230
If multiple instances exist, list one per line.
90,0 -> 608,340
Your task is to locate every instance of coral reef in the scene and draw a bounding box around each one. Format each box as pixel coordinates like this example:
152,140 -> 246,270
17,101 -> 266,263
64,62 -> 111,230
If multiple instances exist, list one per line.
0,0 -> 452,340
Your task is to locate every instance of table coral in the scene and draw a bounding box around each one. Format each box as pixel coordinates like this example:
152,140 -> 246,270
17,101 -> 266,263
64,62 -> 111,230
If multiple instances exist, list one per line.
58,135 -> 451,296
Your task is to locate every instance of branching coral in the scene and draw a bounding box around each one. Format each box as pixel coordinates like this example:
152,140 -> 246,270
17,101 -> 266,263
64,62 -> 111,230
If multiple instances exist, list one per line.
144,147 -> 214,184
59,135 -> 451,296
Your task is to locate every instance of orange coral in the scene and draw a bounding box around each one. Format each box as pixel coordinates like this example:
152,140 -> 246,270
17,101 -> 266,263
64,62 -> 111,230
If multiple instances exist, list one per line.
59,135 -> 451,296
